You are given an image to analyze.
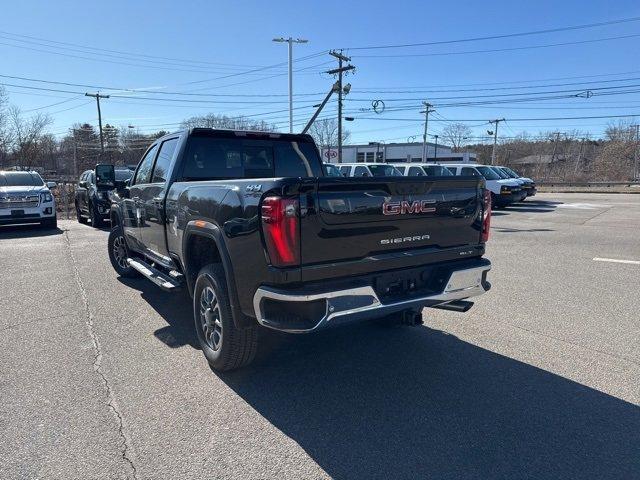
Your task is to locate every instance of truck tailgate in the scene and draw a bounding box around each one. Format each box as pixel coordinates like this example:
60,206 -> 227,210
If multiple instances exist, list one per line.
300,176 -> 483,269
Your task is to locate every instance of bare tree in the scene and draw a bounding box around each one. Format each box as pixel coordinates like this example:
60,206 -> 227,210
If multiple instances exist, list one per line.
8,106 -> 52,169
180,113 -> 277,132
605,119 -> 637,142
309,118 -> 351,150
441,123 -> 471,152
0,87 -> 10,167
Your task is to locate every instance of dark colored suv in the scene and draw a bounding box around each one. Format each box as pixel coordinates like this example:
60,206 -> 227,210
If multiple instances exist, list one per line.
75,168 -> 132,227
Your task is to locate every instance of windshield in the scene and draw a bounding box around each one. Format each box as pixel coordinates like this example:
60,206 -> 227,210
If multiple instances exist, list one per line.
0,172 -> 45,187
367,165 -> 402,177
324,164 -> 342,177
504,167 -> 521,178
491,167 -> 511,179
476,166 -> 502,180
423,165 -> 453,176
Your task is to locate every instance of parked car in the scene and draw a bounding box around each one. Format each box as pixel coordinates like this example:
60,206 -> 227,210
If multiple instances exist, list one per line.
0,170 -> 57,228
390,163 -> 454,177
445,163 -> 524,208
337,163 -> 403,177
75,167 -> 133,227
498,166 -> 537,197
489,166 -> 528,198
106,128 -> 492,371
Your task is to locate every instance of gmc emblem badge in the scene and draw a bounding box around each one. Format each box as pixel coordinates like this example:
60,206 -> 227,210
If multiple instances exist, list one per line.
382,200 -> 436,215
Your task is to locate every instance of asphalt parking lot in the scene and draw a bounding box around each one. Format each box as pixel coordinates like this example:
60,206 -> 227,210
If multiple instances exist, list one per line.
1,192 -> 638,480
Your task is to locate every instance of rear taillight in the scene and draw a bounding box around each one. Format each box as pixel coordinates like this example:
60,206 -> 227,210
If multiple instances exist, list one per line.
261,196 -> 300,267
481,189 -> 491,243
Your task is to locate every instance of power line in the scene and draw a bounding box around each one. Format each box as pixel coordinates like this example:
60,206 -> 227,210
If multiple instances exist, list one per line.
0,73 -> 326,97
342,16 -> 640,50
352,33 -> 640,58
352,113 -> 640,122
0,29 -> 280,68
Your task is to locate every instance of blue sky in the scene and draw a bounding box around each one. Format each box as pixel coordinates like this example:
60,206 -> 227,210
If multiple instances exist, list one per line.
1,0 -> 639,146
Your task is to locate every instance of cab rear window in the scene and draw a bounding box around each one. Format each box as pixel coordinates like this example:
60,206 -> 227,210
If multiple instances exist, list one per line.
180,136 -> 323,180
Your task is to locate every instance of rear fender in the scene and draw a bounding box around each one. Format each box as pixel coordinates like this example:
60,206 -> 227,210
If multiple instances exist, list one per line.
182,221 -> 251,329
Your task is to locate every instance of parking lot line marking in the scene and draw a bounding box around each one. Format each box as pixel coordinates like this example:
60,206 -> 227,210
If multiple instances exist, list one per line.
593,257 -> 640,265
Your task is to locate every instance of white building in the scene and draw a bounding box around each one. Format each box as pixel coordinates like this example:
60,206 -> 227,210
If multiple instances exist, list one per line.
321,142 -> 477,164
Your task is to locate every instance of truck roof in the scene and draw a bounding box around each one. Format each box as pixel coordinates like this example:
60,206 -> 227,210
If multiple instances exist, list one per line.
187,128 -> 316,143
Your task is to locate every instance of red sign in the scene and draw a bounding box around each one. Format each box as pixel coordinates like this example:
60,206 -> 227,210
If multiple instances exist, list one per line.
324,150 -> 337,159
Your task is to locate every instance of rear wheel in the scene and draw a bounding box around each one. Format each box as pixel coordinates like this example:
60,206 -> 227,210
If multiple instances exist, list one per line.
193,264 -> 257,372
108,225 -> 138,278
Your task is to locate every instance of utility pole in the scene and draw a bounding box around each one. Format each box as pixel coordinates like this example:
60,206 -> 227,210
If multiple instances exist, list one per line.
633,124 -> 640,180
85,92 -> 110,157
488,118 -> 505,165
273,37 -> 308,133
420,102 -> 435,162
328,50 -> 354,163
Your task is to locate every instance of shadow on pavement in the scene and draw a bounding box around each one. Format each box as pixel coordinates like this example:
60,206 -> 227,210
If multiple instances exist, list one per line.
493,227 -> 555,233
0,223 -> 64,238
493,200 -> 562,216
117,277 -> 199,349
218,323 -> 639,480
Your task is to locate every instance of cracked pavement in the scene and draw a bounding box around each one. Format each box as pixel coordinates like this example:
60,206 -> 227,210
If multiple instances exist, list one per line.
0,193 -> 639,479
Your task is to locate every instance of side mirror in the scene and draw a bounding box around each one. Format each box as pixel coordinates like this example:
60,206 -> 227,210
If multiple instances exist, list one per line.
46,181 -> 57,189
95,164 -> 115,188
78,180 -> 88,189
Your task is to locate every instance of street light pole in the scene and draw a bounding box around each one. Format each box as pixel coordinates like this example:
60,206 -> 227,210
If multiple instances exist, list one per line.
433,135 -> 439,160
273,37 -> 308,133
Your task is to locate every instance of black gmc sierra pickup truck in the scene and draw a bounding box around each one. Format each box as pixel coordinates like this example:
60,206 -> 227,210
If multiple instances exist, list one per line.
105,128 -> 492,371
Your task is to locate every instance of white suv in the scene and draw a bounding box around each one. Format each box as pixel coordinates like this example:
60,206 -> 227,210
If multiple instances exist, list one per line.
389,163 -> 454,177
444,164 -> 524,208
0,171 -> 57,228
336,163 -> 403,177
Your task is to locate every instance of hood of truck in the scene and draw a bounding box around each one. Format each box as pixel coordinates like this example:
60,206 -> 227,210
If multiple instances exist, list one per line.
0,185 -> 48,195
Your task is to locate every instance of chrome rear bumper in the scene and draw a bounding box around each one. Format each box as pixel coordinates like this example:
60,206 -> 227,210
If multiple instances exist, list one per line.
253,262 -> 491,333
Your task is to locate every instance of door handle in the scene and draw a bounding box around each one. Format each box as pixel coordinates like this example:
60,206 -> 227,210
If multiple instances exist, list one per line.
152,197 -> 163,204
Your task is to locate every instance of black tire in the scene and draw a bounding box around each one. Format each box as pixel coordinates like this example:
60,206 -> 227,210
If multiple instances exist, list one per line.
108,225 -> 138,278
89,202 -> 104,228
41,217 -> 57,229
76,202 -> 88,224
193,264 -> 258,372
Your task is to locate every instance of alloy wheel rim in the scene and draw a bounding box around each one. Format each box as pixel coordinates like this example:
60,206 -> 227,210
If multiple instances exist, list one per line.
112,236 -> 128,269
199,286 -> 222,351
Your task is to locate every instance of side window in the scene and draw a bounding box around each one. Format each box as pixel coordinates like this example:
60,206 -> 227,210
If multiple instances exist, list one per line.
461,167 -> 479,177
354,166 -> 369,177
339,166 -> 351,177
152,138 -> 178,183
446,167 -> 458,175
90,172 -> 95,185
134,144 -> 159,185
408,167 -> 424,176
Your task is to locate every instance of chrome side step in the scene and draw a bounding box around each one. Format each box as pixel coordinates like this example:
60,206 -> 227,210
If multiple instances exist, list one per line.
127,258 -> 182,292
